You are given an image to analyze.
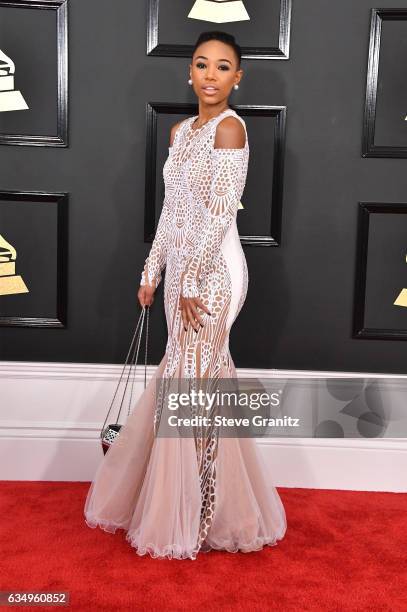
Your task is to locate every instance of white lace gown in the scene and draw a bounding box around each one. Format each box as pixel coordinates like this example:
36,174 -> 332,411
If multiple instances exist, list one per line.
84,107 -> 287,560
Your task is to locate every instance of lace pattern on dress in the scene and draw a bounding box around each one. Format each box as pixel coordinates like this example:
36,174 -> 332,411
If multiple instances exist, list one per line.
141,107 -> 250,557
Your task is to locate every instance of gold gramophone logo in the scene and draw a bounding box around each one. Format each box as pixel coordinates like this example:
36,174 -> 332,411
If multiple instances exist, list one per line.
0,48 -> 29,112
393,253 -> 407,308
0,235 -> 29,296
188,0 -> 250,23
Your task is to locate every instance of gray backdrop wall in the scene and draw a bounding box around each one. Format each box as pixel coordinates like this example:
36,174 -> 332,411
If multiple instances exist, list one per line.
1,0 -> 406,374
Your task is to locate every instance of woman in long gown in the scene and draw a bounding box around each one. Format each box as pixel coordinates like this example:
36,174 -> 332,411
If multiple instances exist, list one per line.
84,31 -> 287,560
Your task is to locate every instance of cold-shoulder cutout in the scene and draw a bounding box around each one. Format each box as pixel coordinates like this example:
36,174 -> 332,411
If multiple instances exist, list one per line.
214,115 -> 246,149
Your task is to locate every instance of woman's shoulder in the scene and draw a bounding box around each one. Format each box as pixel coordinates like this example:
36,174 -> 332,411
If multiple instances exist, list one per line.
169,118 -> 189,147
214,112 -> 247,149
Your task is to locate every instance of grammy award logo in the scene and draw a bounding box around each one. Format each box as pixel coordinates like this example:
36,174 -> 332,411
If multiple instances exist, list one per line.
393,253 -> 407,308
0,235 -> 29,296
188,0 -> 250,23
0,48 -> 29,112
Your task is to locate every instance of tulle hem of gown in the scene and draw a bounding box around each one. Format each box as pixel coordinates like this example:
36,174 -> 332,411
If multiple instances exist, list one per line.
84,353 -> 287,561
84,515 -> 285,561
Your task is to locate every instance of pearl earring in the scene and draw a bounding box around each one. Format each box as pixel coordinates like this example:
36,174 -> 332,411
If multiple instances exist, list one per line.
234,84 -> 239,90
188,78 -> 192,85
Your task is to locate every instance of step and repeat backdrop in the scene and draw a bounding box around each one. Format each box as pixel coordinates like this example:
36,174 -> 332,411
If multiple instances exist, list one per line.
0,0 -> 406,373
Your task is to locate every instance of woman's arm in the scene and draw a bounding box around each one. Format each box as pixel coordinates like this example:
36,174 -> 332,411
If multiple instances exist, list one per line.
139,120 -> 183,290
139,205 -> 168,290
180,116 -> 247,300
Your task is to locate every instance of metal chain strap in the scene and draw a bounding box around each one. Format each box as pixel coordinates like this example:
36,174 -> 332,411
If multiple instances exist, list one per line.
100,305 -> 150,438
126,304 -> 149,417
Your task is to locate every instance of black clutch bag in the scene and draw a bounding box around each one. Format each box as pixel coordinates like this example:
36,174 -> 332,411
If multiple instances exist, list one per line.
100,305 -> 150,454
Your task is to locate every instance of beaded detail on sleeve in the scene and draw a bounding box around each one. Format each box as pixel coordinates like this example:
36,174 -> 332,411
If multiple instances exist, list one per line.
139,108 -> 249,294
140,200 -> 169,289
180,146 -> 247,298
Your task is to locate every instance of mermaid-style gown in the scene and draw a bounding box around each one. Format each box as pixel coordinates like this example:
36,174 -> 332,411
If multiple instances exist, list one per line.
84,107 -> 287,559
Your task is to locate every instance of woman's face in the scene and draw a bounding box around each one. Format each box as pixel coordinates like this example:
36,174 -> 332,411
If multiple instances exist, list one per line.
189,40 -> 243,105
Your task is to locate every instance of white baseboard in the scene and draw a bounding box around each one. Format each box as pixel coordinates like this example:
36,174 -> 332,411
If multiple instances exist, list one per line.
0,361 -> 406,492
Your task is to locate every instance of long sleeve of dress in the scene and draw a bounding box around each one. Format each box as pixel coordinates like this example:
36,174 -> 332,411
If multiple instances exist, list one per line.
180,147 -> 247,298
139,199 -> 169,289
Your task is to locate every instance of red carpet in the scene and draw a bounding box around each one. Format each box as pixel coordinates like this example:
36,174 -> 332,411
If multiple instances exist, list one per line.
1,482 -> 406,611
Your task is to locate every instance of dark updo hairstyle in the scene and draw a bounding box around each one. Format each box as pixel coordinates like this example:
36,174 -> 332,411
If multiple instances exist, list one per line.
192,31 -> 242,69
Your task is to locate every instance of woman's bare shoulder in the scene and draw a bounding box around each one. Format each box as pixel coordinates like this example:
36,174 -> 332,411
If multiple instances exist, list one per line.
214,116 -> 246,149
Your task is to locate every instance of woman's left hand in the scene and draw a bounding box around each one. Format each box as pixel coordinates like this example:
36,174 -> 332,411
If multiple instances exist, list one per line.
179,295 -> 212,332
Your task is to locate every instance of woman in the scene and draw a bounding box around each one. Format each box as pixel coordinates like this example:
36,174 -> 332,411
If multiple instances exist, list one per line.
84,31 -> 287,560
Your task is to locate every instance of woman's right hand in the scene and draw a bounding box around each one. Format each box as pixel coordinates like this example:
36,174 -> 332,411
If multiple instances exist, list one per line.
138,284 -> 156,307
